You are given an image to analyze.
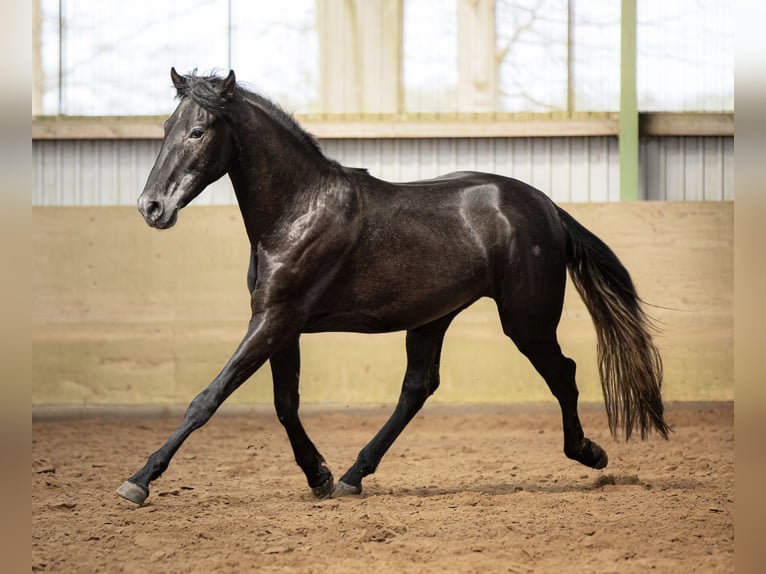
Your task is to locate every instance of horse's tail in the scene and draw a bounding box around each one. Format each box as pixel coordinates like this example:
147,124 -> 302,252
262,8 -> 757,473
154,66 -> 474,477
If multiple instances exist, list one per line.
556,206 -> 670,440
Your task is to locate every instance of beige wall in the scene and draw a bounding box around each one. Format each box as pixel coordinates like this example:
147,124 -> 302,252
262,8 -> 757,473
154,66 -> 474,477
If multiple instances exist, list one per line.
32,202 -> 732,407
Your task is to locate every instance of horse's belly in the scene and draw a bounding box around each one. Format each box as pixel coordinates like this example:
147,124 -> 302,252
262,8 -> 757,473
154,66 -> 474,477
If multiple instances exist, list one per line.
305,257 -> 490,333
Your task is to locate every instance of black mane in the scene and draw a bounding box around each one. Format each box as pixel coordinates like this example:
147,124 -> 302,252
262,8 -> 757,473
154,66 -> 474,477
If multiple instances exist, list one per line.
175,71 -> 327,159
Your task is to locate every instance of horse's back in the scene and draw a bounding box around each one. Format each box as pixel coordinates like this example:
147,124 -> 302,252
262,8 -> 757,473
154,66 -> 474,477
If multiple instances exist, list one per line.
383,170 -> 561,222
366,170 -> 566,269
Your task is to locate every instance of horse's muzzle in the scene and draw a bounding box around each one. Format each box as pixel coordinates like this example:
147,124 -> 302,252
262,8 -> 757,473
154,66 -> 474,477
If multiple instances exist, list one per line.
137,195 -> 178,229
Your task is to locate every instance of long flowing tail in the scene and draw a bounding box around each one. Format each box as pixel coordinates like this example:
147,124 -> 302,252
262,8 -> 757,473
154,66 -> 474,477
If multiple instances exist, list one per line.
557,206 -> 670,440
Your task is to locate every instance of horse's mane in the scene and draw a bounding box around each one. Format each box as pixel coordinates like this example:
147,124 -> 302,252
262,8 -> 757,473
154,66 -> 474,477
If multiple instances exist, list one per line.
175,71 -> 327,159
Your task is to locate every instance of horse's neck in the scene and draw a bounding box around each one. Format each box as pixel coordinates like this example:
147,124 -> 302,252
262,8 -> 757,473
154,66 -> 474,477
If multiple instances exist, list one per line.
227,107 -> 337,244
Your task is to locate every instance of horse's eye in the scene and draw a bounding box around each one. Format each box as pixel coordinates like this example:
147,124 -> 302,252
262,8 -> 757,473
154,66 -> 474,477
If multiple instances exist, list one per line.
190,129 -> 204,139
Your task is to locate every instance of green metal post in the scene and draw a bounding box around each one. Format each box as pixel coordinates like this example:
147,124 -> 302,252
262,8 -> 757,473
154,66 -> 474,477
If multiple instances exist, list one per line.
620,0 -> 639,200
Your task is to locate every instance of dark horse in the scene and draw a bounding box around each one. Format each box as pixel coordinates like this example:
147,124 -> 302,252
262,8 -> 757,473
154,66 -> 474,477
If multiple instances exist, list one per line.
117,69 -> 669,505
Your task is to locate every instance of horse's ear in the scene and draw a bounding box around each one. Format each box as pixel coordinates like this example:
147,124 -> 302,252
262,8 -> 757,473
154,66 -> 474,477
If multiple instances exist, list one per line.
220,69 -> 236,98
170,67 -> 186,91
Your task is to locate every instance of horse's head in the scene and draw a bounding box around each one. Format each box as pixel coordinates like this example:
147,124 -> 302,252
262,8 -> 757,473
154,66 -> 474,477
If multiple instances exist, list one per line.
138,68 -> 238,229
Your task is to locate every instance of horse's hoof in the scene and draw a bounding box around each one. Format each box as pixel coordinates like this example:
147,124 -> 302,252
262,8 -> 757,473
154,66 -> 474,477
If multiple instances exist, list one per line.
592,447 -> 608,469
331,481 -> 362,498
581,439 -> 608,469
567,438 -> 608,470
116,481 -> 149,505
311,475 -> 335,499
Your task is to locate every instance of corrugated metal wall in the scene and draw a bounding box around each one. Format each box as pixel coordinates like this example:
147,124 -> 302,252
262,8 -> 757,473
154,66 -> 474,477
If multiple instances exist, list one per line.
322,137 -> 622,202
32,136 -> 733,206
641,136 -> 734,200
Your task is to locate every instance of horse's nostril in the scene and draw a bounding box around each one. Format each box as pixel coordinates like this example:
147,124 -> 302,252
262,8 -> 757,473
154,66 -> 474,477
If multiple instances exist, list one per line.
146,200 -> 163,221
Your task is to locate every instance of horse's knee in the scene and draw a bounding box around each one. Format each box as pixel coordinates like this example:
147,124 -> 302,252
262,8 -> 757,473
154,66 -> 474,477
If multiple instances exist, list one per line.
185,390 -> 218,429
401,376 -> 429,408
274,396 -> 298,426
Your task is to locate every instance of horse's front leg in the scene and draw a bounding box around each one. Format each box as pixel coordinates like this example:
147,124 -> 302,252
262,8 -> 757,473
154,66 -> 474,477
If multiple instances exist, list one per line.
270,338 -> 334,498
116,310 -> 296,505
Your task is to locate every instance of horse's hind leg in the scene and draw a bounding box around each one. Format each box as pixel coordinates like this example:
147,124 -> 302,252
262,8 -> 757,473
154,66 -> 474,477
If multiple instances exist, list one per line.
332,312 -> 456,497
498,303 -> 608,470
270,338 -> 334,498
